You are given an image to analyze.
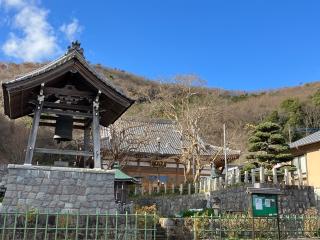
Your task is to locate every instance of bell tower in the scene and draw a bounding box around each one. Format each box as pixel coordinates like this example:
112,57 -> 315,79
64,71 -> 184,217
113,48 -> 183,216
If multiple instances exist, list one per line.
2,41 -> 134,169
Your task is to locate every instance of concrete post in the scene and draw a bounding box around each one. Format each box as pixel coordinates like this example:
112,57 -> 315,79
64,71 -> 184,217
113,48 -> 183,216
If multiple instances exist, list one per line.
260,166 -> 265,183
172,184 -> 175,194
164,183 -> 167,194
180,184 -> 183,195
235,168 -> 241,184
272,168 -> 278,184
284,168 -> 289,185
188,183 -> 191,195
298,169 -> 303,186
251,169 -> 256,184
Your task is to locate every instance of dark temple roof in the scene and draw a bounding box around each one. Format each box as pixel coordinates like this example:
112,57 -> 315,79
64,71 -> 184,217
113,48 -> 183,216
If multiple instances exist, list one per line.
290,131 -> 320,149
101,119 -> 241,162
2,41 -> 134,127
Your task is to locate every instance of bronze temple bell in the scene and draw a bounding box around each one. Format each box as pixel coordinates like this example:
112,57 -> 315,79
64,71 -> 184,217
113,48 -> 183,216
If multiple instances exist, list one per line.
53,115 -> 73,143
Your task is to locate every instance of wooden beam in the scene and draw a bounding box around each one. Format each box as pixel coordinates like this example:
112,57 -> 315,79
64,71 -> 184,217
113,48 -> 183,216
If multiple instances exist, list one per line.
34,148 -> 92,157
39,122 -> 85,130
84,125 -> 91,164
43,101 -> 91,112
30,115 -> 87,123
42,108 -> 92,118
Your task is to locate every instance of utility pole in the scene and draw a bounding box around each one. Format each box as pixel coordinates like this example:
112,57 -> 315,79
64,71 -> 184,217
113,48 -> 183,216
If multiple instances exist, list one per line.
223,124 -> 228,185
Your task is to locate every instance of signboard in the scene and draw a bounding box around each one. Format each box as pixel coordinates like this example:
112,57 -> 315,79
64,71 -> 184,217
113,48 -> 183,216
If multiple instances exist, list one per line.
251,193 -> 278,217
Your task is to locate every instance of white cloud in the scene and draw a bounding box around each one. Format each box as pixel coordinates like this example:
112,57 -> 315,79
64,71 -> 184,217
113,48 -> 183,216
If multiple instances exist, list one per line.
0,0 -> 67,62
60,18 -> 82,42
0,0 -> 26,9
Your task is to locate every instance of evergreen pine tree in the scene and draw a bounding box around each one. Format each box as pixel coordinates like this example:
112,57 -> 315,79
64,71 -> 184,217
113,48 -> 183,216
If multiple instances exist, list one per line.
247,121 -> 292,168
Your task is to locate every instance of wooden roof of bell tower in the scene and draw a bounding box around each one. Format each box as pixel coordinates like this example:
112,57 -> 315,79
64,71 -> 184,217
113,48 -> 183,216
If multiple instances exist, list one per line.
2,41 -> 135,127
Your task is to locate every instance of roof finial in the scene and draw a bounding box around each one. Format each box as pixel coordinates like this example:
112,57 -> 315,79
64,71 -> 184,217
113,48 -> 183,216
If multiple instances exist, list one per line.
67,40 -> 84,56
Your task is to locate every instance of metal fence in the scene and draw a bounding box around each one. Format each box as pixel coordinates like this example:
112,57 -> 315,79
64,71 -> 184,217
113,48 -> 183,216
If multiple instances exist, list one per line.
2,212 -> 320,239
0,211 -> 157,240
187,215 -> 320,239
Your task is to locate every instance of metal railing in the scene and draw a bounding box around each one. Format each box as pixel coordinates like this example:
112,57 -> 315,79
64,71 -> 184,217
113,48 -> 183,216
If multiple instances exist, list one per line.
183,215 -> 320,239
0,211 -> 157,240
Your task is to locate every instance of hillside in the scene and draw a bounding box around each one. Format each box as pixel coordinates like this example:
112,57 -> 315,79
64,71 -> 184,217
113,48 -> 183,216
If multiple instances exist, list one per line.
1,62 -> 320,164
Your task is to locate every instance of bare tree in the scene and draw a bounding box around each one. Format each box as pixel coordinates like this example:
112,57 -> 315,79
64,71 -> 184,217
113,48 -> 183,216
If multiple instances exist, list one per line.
158,74 -> 210,183
101,119 -> 155,169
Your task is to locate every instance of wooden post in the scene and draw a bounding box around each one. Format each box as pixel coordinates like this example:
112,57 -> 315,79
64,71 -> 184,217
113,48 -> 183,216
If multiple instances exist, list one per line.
284,168 -> 289,185
244,171 -> 249,184
272,168 -> 278,184
92,92 -> 101,169
251,169 -> 256,184
25,87 -> 44,165
188,183 -> 191,195
260,167 -> 265,184
83,125 -> 90,167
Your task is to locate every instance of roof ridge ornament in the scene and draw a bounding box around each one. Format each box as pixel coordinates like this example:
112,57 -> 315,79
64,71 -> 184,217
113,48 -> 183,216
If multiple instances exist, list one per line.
66,40 -> 84,57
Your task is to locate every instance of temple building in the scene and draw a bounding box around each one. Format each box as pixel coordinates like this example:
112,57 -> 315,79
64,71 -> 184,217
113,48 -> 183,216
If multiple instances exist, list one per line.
100,119 -> 241,188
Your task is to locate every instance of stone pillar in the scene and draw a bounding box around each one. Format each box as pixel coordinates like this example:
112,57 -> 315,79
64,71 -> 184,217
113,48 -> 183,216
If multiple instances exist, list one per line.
235,168 -> 241,184
284,168 -> 289,185
297,169 -> 303,186
172,184 -> 175,194
251,169 -> 256,184
179,184 -> 183,195
272,168 -> 278,184
259,167 -> 265,183
164,183 -> 167,194
188,183 -> 191,195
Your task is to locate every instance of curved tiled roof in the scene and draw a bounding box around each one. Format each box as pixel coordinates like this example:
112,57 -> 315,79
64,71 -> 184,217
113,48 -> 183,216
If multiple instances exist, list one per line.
101,119 -> 241,158
290,131 -> 320,148
3,44 -> 129,101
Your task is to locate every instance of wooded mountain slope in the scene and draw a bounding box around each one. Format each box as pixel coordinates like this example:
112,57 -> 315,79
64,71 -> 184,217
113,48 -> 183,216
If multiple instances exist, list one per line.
1,62 -> 320,164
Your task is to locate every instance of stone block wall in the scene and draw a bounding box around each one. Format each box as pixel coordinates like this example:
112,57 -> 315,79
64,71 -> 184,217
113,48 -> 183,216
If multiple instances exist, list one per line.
208,184 -> 316,214
2,164 -> 116,214
134,185 -> 316,217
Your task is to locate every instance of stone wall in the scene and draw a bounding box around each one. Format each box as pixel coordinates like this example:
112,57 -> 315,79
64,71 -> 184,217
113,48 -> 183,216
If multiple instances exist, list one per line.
208,184 -> 316,214
134,184 -> 316,216
0,164 -> 8,184
134,194 -> 207,217
2,164 -> 116,214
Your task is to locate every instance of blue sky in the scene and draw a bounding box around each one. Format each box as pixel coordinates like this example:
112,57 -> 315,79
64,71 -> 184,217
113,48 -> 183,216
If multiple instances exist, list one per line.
1,1 -> 320,91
